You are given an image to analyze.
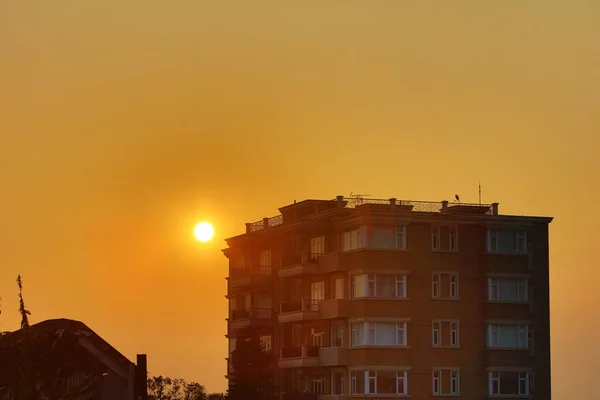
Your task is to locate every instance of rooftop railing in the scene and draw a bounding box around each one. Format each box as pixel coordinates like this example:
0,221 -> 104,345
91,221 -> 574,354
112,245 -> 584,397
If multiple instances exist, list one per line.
245,197 -> 497,232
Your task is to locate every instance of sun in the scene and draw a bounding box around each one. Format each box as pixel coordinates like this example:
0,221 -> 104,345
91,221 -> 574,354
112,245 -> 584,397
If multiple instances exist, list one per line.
194,222 -> 214,242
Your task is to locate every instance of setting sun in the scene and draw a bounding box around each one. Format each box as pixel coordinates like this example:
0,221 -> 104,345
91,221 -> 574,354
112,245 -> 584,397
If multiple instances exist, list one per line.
194,222 -> 214,242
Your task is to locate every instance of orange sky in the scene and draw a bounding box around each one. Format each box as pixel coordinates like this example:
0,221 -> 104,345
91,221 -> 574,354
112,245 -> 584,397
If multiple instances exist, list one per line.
1,1 -> 598,397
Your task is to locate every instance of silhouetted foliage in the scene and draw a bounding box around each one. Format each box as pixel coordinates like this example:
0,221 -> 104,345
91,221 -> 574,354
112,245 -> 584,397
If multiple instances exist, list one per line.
147,375 -> 207,400
206,394 -> 226,400
227,327 -> 277,400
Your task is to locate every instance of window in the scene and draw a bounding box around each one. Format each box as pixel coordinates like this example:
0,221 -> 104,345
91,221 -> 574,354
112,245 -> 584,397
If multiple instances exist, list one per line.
310,281 -> 325,308
528,287 -> 534,312
332,277 -> 344,299
309,374 -> 325,395
310,236 -> 325,256
488,371 -> 532,396
487,324 -> 529,349
229,338 -> 236,359
259,250 -> 271,275
259,335 -> 272,352
351,274 -> 407,299
351,321 -> 407,347
351,370 -> 408,395
341,227 -> 365,251
432,272 -> 459,299
332,371 -> 344,395
432,369 -> 460,396
488,277 -> 528,302
432,320 -> 459,347
431,226 -> 459,251
528,330 -> 535,356
341,225 -> 407,251
331,323 -> 345,347
487,229 -> 528,253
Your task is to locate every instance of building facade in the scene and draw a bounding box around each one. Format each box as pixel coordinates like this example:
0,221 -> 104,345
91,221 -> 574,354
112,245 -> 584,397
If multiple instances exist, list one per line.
224,196 -> 552,399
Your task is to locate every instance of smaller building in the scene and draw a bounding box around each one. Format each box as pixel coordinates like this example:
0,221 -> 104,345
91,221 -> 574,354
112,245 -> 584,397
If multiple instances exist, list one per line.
0,318 -> 148,400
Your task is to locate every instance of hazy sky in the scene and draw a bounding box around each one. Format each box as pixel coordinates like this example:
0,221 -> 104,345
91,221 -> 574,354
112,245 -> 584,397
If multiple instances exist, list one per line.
1,1 -> 599,396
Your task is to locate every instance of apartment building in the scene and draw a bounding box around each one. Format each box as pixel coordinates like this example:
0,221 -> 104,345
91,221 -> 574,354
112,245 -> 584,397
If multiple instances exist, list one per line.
223,196 -> 552,399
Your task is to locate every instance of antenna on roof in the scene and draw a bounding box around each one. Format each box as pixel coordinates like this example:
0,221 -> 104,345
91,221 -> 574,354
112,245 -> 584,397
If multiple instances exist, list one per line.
478,181 -> 482,205
455,194 -> 460,204
349,192 -> 371,206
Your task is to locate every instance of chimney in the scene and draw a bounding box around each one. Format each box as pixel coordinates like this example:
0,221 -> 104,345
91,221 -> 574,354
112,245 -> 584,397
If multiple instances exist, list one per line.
492,203 -> 499,215
336,195 -> 344,208
441,200 -> 449,211
135,354 -> 148,400
389,198 -> 397,210
263,217 -> 269,229
245,223 -> 251,234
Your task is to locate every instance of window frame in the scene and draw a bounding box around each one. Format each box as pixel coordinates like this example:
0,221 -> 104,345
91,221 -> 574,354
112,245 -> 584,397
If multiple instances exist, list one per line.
350,321 -> 408,347
487,277 -> 529,302
487,229 -> 528,254
351,370 -> 408,395
351,273 -> 407,299
432,272 -> 459,300
432,369 -> 460,396
488,371 -> 532,396
432,320 -> 460,348
486,324 -> 530,349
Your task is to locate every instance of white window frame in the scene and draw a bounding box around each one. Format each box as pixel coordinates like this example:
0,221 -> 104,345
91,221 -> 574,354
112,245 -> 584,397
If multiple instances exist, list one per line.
487,229 -> 528,254
351,273 -> 407,299
432,320 -> 460,348
488,277 -> 528,302
487,324 -> 530,349
488,371 -> 532,396
341,227 -> 365,252
351,370 -> 408,395
432,272 -> 459,299
431,226 -> 458,251
396,225 -> 407,250
350,321 -> 408,347
432,369 -> 460,396
331,371 -> 345,395
431,226 -> 440,250
449,226 -> 458,251
310,236 -> 325,256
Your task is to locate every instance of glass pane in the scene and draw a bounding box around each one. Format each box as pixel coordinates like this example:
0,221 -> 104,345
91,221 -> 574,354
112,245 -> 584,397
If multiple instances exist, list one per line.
377,371 -> 396,394
375,323 -> 396,346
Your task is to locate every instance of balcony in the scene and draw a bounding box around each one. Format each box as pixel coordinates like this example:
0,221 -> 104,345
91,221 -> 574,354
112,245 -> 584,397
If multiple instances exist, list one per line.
278,252 -> 319,278
278,346 -> 320,368
278,252 -> 344,278
228,266 -> 273,290
278,299 -> 320,323
318,299 -> 349,319
228,307 -> 273,331
318,346 -> 349,366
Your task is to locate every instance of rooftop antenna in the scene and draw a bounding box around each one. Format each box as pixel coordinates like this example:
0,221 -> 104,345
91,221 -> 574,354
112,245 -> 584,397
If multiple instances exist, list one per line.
478,181 -> 482,205
455,194 -> 460,204
349,192 -> 371,206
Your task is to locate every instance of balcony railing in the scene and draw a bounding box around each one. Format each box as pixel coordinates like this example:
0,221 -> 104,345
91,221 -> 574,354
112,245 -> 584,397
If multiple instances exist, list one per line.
280,252 -> 322,268
229,307 -> 272,321
229,265 -> 272,279
280,298 -> 320,313
280,345 -> 319,359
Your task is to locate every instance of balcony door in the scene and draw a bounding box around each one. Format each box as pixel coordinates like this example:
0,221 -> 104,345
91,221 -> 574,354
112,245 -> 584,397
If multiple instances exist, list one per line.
310,281 -> 325,310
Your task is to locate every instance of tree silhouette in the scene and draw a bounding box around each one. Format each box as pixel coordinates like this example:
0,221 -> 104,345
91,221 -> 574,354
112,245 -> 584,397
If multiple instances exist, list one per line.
227,327 -> 277,400
147,375 -> 207,400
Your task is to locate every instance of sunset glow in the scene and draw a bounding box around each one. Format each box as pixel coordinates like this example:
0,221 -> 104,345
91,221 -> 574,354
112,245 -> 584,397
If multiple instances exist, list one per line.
194,222 -> 214,243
